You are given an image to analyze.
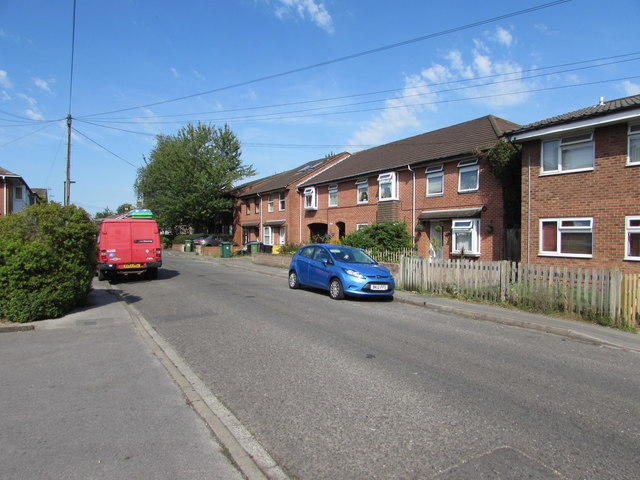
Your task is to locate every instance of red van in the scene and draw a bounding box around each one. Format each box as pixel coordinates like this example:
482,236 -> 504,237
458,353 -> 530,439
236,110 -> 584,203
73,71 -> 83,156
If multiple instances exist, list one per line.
97,218 -> 162,280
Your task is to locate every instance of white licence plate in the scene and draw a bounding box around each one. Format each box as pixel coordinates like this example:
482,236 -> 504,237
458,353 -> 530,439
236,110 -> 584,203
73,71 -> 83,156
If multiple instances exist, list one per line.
370,284 -> 388,291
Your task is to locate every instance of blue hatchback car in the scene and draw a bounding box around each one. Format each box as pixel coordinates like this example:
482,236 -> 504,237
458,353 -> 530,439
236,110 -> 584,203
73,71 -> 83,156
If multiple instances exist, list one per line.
288,244 -> 395,300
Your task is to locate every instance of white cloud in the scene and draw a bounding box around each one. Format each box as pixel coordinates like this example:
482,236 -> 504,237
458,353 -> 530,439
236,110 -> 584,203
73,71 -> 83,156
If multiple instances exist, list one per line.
348,75 -> 433,147
170,67 -> 179,78
17,93 -> 44,120
33,77 -> 52,93
24,109 -> 44,121
0,70 -> 13,89
1,91 -> 10,102
620,80 -> 640,96
193,69 -> 205,81
274,0 -> 334,33
494,27 -> 513,47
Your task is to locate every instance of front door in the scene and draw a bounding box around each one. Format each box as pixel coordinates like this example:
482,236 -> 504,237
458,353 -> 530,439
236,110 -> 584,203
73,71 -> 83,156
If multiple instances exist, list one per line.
429,223 -> 444,260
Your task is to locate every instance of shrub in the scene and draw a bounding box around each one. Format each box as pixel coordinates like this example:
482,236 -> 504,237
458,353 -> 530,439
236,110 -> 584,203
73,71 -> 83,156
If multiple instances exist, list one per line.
279,242 -> 302,255
0,203 -> 97,323
341,222 -> 412,252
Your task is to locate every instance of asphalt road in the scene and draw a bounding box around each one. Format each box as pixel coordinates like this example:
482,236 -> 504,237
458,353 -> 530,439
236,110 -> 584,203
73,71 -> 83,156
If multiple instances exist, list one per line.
110,255 -> 640,480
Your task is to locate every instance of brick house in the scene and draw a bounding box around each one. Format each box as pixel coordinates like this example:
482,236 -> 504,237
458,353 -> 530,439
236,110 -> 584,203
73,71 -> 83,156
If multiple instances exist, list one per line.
507,94 -> 640,273
232,152 -> 350,249
0,167 -> 40,216
297,115 -> 520,260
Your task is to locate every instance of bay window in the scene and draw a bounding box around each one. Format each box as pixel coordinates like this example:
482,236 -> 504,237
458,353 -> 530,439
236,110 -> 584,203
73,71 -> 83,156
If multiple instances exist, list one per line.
541,132 -> 594,173
451,219 -> 480,255
304,187 -> 317,210
377,172 -> 397,201
625,216 -> 640,260
540,218 -> 593,257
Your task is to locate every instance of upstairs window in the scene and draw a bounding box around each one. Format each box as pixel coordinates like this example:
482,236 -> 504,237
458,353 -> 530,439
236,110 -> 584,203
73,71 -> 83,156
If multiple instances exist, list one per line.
356,179 -> 369,204
540,218 -> 593,257
14,186 -> 23,200
458,159 -> 479,193
245,200 -> 251,215
542,132 -> 594,173
267,194 -> 274,213
451,219 -> 480,255
304,187 -> 317,210
625,216 -> 640,261
377,172 -> 397,201
279,192 -> 285,211
328,184 -> 338,207
628,124 -> 640,165
255,198 -> 260,214
426,164 -> 444,197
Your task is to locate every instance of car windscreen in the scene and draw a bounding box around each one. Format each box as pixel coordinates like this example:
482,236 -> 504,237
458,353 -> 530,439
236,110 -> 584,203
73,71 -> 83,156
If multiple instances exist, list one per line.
328,247 -> 376,264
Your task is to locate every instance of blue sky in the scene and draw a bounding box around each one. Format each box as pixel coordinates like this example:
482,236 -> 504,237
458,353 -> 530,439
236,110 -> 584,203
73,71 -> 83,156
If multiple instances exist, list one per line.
1,0 -> 639,216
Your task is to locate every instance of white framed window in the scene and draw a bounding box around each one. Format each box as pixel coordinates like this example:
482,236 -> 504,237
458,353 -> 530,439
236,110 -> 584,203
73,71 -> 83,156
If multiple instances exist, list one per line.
328,184 -> 338,207
356,223 -> 368,231
541,132 -> 594,174
426,164 -> 443,197
267,194 -> 274,212
540,217 -> 593,258
356,178 -> 369,204
245,200 -> 251,215
279,192 -> 285,211
255,198 -> 260,214
14,186 -> 23,200
451,219 -> 480,256
304,187 -> 317,210
279,227 -> 286,245
628,124 -> 640,166
625,216 -> 640,261
458,159 -> 479,193
378,172 -> 397,201
263,226 -> 272,245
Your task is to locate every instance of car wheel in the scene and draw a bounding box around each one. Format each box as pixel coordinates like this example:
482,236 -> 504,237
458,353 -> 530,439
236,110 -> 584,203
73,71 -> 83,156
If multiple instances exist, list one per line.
329,278 -> 345,300
288,270 -> 300,289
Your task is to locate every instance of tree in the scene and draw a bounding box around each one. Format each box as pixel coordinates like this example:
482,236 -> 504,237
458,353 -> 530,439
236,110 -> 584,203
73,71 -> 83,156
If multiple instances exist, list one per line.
135,123 -> 255,235
94,207 -> 114,219
116,203 -> 134,215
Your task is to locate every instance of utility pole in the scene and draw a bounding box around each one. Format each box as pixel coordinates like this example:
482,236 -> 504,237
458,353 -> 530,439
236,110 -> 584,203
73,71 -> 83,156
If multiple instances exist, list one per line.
64,114 -> 72,206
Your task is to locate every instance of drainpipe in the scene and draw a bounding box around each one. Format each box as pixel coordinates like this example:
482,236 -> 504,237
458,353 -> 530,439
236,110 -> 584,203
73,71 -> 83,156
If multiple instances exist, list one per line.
257,193 -> 263,243
527,152 -> 531,264
299,189 -> 303,243
407,165 -> 416,247
1,176 -> 6,216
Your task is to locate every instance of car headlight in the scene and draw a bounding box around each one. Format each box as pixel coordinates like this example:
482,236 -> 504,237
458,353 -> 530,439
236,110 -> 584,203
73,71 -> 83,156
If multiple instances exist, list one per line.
343,268 -> 366,280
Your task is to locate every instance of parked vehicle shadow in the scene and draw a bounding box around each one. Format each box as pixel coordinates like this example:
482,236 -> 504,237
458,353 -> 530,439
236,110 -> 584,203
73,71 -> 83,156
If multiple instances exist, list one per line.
103,268 -> 180,285
301,286 -> 394,302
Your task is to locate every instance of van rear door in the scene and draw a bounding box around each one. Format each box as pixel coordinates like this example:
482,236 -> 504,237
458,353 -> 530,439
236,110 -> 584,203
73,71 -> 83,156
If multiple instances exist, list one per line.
102,221 -> 133,264
131,221 -> 159,265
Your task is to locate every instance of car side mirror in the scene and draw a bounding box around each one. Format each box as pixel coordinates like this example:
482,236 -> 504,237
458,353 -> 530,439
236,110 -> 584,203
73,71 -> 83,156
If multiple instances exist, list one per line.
322,258 -> 332,267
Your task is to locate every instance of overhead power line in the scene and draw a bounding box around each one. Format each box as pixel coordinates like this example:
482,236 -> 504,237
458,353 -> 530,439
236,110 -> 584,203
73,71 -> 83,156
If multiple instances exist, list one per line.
72,127 -> 139,168
82,0 -> 571,118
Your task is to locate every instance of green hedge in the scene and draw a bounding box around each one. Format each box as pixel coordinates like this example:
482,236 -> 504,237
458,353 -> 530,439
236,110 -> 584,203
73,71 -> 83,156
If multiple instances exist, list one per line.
0,203 -> 97,323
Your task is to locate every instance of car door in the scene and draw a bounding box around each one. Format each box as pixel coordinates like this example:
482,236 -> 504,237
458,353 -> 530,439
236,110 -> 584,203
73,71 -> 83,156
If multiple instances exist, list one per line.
308,246 -> 333,288
295,246 -> 316,284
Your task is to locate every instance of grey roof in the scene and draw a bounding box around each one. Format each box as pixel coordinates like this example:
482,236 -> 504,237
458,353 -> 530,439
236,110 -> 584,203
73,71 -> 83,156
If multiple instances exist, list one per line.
0,167 -> 20,177
299,115 -> 520,187
507,94 -> 640,136
237,152 -> 349,197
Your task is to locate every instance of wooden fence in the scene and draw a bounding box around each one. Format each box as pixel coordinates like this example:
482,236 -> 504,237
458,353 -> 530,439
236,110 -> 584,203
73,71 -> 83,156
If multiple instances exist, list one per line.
398,257 -> 638,329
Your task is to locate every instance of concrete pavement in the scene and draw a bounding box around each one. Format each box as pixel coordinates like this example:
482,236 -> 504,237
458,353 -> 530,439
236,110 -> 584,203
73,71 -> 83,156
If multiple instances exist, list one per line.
0,282 -> 257,480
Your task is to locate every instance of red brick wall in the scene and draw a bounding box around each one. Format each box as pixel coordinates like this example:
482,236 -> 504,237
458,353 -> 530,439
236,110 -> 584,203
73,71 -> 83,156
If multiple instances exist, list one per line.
520,123 -> 640,273
298,159 -> 506,261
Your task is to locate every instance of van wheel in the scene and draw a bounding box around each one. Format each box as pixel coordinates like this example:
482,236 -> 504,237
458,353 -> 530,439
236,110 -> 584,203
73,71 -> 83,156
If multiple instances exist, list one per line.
98,270 -> 106,281
147,268 -> 158,280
